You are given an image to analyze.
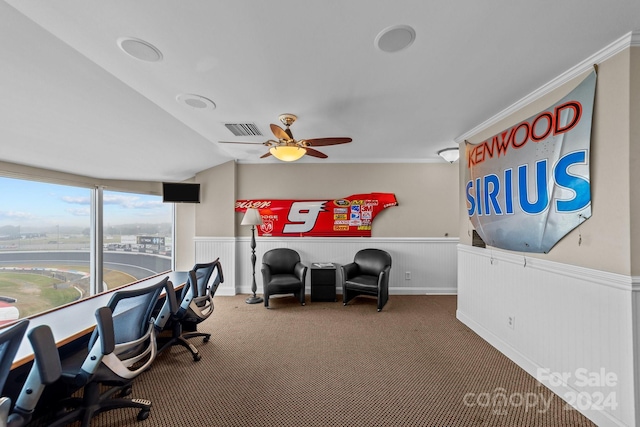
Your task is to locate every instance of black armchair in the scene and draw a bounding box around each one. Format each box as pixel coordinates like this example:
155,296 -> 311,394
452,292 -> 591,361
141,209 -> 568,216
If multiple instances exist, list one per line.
341,248 -> 392,311
261,248 -> 307,308
155,259 -> 223,361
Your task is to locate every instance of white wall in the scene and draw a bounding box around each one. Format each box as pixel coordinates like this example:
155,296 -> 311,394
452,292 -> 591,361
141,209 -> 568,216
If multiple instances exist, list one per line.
455,34 -> 640,427
457,246 -> 635,427
195,236 -> 458,297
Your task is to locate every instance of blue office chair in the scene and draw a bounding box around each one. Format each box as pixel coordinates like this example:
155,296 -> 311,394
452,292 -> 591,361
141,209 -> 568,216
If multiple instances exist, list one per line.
0,320 -> 29,427
155,259 -> 223,361
49,276 -> 174,427
7,324 -> 62,427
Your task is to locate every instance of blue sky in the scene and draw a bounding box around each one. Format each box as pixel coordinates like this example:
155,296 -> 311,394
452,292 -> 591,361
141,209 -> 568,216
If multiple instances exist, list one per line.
0,176 -> 171,230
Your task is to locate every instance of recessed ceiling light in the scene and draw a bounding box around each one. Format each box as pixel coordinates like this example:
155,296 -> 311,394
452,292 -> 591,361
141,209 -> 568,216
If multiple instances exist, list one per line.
375,25 -> 416,53
117,37 -> 163,62
176,94 -> 216,110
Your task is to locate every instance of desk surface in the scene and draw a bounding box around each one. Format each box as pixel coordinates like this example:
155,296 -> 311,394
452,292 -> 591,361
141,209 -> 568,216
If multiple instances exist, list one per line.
13,270 -> 189,365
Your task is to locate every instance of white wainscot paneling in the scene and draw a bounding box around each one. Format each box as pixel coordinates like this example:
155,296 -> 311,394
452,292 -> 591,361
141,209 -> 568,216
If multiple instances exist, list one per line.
195,237 -> 458,297
194,237 -> 236,296
457,245 -> 636,427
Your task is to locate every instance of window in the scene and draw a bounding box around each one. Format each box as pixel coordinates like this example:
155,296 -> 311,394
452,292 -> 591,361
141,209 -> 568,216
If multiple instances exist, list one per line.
0,177 -> 172,323
102,190 -> 172,292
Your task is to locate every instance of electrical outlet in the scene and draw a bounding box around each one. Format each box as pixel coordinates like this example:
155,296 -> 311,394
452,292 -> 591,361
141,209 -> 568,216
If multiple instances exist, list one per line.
405,271 -> 411,280
507,316 -> 515,329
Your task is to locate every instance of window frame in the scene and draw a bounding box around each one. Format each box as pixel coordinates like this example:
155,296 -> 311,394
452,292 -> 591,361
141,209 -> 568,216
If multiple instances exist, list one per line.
0,172 -> 174,320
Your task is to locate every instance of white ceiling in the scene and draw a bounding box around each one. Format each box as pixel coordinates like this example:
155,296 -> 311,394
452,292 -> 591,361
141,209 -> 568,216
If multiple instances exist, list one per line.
2,1 -> 640,182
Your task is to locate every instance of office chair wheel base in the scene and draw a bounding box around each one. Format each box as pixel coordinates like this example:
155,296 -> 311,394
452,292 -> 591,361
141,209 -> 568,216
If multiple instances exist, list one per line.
203,336 -> 210,343
137,409 -> 150,421
193,353 -> 202,361
121,386 -> 132,397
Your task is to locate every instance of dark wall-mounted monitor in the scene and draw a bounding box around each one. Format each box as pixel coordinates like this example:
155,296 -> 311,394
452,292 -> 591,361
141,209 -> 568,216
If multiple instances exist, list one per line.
162,182 -> 200,203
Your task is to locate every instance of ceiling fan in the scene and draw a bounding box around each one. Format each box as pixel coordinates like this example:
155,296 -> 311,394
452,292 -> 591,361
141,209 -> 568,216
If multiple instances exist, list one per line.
219,114 -> 352,161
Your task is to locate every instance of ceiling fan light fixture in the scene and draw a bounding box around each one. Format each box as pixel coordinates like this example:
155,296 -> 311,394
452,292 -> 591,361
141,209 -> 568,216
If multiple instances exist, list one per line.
270,146 -> 307,162
438,147 -> 459,163
220,114 -> 351,160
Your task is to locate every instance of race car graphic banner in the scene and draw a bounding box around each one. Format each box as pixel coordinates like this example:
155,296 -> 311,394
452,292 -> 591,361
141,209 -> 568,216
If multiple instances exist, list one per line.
235,193 -> 398,237
465,70 -> 596,253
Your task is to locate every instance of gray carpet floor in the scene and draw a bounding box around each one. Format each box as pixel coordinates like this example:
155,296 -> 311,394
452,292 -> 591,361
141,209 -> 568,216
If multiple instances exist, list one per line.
46,294 -> 596,427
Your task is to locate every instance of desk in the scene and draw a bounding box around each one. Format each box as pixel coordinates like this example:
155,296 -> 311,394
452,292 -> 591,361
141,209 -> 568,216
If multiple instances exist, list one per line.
12,270 -> 189,366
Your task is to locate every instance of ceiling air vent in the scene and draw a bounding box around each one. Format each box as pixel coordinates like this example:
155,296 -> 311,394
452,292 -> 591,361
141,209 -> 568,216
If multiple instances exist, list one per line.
224,123 -> 263,137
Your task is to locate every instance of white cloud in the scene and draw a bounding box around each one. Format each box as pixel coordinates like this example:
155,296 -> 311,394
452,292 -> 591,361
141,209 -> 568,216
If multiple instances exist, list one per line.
103,194 -> 163,210
61,196 -> 91,205
0,210 -> 36,220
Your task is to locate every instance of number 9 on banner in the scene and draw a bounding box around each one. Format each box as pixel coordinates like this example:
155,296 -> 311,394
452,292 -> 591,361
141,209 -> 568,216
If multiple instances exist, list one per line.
283,201 -> 327,234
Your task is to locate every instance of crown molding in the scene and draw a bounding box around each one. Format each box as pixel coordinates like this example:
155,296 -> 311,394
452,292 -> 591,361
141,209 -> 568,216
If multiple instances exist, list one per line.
456,30 -> 640,144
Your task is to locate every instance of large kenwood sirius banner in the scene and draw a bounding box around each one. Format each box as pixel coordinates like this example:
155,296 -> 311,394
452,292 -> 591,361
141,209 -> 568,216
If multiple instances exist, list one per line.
235,193 -> 398,237
465,70 -> 596,253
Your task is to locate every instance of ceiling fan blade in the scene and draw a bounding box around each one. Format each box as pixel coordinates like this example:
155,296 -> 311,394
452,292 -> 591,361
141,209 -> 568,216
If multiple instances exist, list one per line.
270,124 -> 290,141
304,147 -> 328,159
219,141 -> 266,145
260,151 -> 272,158
303,137 -> 352,147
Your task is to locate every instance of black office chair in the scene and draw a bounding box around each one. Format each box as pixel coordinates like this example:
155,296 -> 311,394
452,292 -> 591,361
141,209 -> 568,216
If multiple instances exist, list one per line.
261,248 -> 307,308
49,276 -> 174,427
342,248 -> 392,311
155,259 -> 223,361
0,320 -> 29,427
8,324 -> 62,427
